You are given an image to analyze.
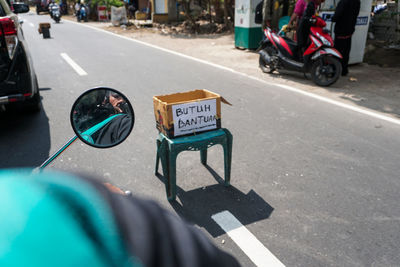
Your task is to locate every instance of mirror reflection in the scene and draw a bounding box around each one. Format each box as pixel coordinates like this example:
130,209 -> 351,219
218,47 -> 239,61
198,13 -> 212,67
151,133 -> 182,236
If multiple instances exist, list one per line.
71,88 -> 134,148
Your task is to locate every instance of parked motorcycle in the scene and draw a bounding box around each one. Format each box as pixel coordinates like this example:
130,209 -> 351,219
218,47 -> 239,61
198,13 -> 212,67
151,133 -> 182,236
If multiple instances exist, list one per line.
39,87 -> 135,170
49,4 -> 61,23
258,16 -> 343,87
77,5 -> 88,22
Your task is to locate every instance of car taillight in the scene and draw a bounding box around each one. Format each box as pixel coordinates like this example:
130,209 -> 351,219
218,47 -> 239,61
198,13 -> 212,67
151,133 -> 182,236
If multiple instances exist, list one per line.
0,18 -> 18,60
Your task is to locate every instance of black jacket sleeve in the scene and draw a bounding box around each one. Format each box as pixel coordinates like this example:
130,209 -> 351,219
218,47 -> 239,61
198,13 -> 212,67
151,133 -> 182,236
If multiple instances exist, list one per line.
332,0 -> 360,35
85,177 -> 241,267
93,114 -> 132,145
332,0 -> 345,22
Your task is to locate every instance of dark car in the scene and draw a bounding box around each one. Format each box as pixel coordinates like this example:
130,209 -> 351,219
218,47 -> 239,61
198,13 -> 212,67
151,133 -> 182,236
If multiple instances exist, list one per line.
0,0 -> 41,112
34,0 -> 48,14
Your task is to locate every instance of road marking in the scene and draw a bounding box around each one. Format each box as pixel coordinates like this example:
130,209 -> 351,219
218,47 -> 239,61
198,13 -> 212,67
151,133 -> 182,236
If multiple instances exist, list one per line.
60,53 -> 88,76
212,211 -> 285,267
64,20 -> 400,127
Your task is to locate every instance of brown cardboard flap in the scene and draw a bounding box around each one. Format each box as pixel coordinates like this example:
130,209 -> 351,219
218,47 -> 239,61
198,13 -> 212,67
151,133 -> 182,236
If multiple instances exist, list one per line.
221,97 -> 232,106
156,90 -> 214,104
203,89 -> 231,106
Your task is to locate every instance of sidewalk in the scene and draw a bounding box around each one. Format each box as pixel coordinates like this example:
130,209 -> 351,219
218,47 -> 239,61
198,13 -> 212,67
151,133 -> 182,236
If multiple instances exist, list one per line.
66,17 -> 400,120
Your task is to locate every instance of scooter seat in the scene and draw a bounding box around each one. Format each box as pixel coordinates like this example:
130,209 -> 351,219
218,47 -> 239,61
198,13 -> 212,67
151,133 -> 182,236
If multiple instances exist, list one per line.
282,37 -> 298,50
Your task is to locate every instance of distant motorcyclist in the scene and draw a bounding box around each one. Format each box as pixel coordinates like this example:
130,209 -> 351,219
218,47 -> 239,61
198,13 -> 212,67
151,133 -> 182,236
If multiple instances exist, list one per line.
48,0 -> 57,18
74,1 -> 80,16
76,2 -> 88,22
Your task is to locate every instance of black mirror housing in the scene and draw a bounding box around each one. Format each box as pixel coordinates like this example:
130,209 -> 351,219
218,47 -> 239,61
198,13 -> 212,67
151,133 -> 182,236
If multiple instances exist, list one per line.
70,87 -> 135,148
13,3 -> 30,14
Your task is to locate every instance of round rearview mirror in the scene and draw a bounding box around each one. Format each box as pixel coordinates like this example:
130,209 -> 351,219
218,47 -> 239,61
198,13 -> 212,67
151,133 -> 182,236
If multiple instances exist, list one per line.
70,87 -> 134,148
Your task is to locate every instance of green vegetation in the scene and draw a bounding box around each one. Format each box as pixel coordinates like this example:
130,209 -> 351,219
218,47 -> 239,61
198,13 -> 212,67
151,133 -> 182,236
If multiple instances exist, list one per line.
90,0 -> 124,8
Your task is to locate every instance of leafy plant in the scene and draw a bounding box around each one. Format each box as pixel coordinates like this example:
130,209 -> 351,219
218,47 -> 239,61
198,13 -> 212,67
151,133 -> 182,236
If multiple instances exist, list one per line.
90,0 -> 124,9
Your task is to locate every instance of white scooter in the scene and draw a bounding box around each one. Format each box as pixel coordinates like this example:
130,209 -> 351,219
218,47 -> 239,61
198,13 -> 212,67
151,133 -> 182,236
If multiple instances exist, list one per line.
49,3 -> 61,23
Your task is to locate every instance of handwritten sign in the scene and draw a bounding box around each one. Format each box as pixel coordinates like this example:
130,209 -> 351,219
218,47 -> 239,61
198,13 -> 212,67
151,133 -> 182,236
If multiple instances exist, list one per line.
172,99 -> 217,136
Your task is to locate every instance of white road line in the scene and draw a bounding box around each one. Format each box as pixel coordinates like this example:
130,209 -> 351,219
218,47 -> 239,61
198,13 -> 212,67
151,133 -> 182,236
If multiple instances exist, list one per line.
212,211 -> 285,267
60,53 -> 88,76
29,22 -> 34,27
64,20 -> 400,126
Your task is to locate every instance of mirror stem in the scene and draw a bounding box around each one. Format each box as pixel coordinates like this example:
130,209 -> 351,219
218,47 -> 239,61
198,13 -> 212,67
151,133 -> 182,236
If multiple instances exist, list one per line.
39,136 -> 78,171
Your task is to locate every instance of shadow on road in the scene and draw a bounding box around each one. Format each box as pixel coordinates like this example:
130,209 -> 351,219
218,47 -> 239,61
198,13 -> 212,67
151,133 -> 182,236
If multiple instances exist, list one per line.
0,104 -> 51,168
156,165 -> 273,237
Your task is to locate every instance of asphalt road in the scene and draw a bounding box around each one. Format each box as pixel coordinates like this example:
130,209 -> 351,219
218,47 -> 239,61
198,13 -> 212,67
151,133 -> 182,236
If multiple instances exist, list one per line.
1,12 -> 400,266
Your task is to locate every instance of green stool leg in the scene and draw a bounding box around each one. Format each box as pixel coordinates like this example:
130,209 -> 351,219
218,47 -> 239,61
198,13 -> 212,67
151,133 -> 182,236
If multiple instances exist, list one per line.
159,139 -> 172,199
222,143 -> 230,186
160,141 -> 169,177
223,129 -> 233,186
168,149 -> 177,201
200,149 -> 207,165
155,139 -> 161,174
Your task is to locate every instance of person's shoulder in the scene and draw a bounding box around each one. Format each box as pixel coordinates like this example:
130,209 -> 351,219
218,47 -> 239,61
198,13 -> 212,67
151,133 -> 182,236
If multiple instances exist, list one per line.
294,0 -> 305,13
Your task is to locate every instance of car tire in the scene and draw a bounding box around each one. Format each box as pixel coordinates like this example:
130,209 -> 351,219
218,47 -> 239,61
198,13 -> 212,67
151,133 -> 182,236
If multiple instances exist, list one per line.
25,77 -> 41,113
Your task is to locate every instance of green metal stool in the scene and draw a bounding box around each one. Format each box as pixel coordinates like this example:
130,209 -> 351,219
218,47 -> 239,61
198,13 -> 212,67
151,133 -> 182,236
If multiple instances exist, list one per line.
155,128 -> 233,201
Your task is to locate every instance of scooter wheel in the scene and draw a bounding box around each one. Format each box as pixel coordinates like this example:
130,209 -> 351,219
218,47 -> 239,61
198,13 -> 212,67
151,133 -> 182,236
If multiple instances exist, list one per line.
311,56 -> 342,87
259,45 -> 277,74
259,55 -> 275,74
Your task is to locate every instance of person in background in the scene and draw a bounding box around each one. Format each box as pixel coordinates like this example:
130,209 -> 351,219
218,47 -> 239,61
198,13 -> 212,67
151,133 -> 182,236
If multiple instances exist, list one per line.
296,0 -> 316,60
48,0 -> 57,18
74,0 -> 80,16
332,0 -> 360,76
124,0 -> 131,19
262,0 -> 282,30
287,0 -> 323,30
128,0 -> 138,19
59,0 -> 66,15
0,170 -> 241,267
287,0 -> 308,29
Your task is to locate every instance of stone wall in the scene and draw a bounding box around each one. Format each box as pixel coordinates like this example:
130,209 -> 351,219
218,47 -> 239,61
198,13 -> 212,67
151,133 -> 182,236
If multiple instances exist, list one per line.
370,2 -> 400,44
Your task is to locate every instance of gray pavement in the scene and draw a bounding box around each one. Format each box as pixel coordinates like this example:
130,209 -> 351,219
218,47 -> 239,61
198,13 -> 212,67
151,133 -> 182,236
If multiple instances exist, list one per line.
1,12 -> 400,266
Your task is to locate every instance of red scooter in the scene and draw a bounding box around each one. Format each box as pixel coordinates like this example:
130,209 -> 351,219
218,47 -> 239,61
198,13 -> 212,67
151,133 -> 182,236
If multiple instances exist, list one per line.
258,16 -> 342,87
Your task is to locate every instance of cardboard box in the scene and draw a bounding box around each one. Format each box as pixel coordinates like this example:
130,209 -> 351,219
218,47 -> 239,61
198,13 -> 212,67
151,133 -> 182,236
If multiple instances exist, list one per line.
152,13 -> 168,23
38,23 -> 50,34
135,11 -> 148,20
153,89 -> 231,138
